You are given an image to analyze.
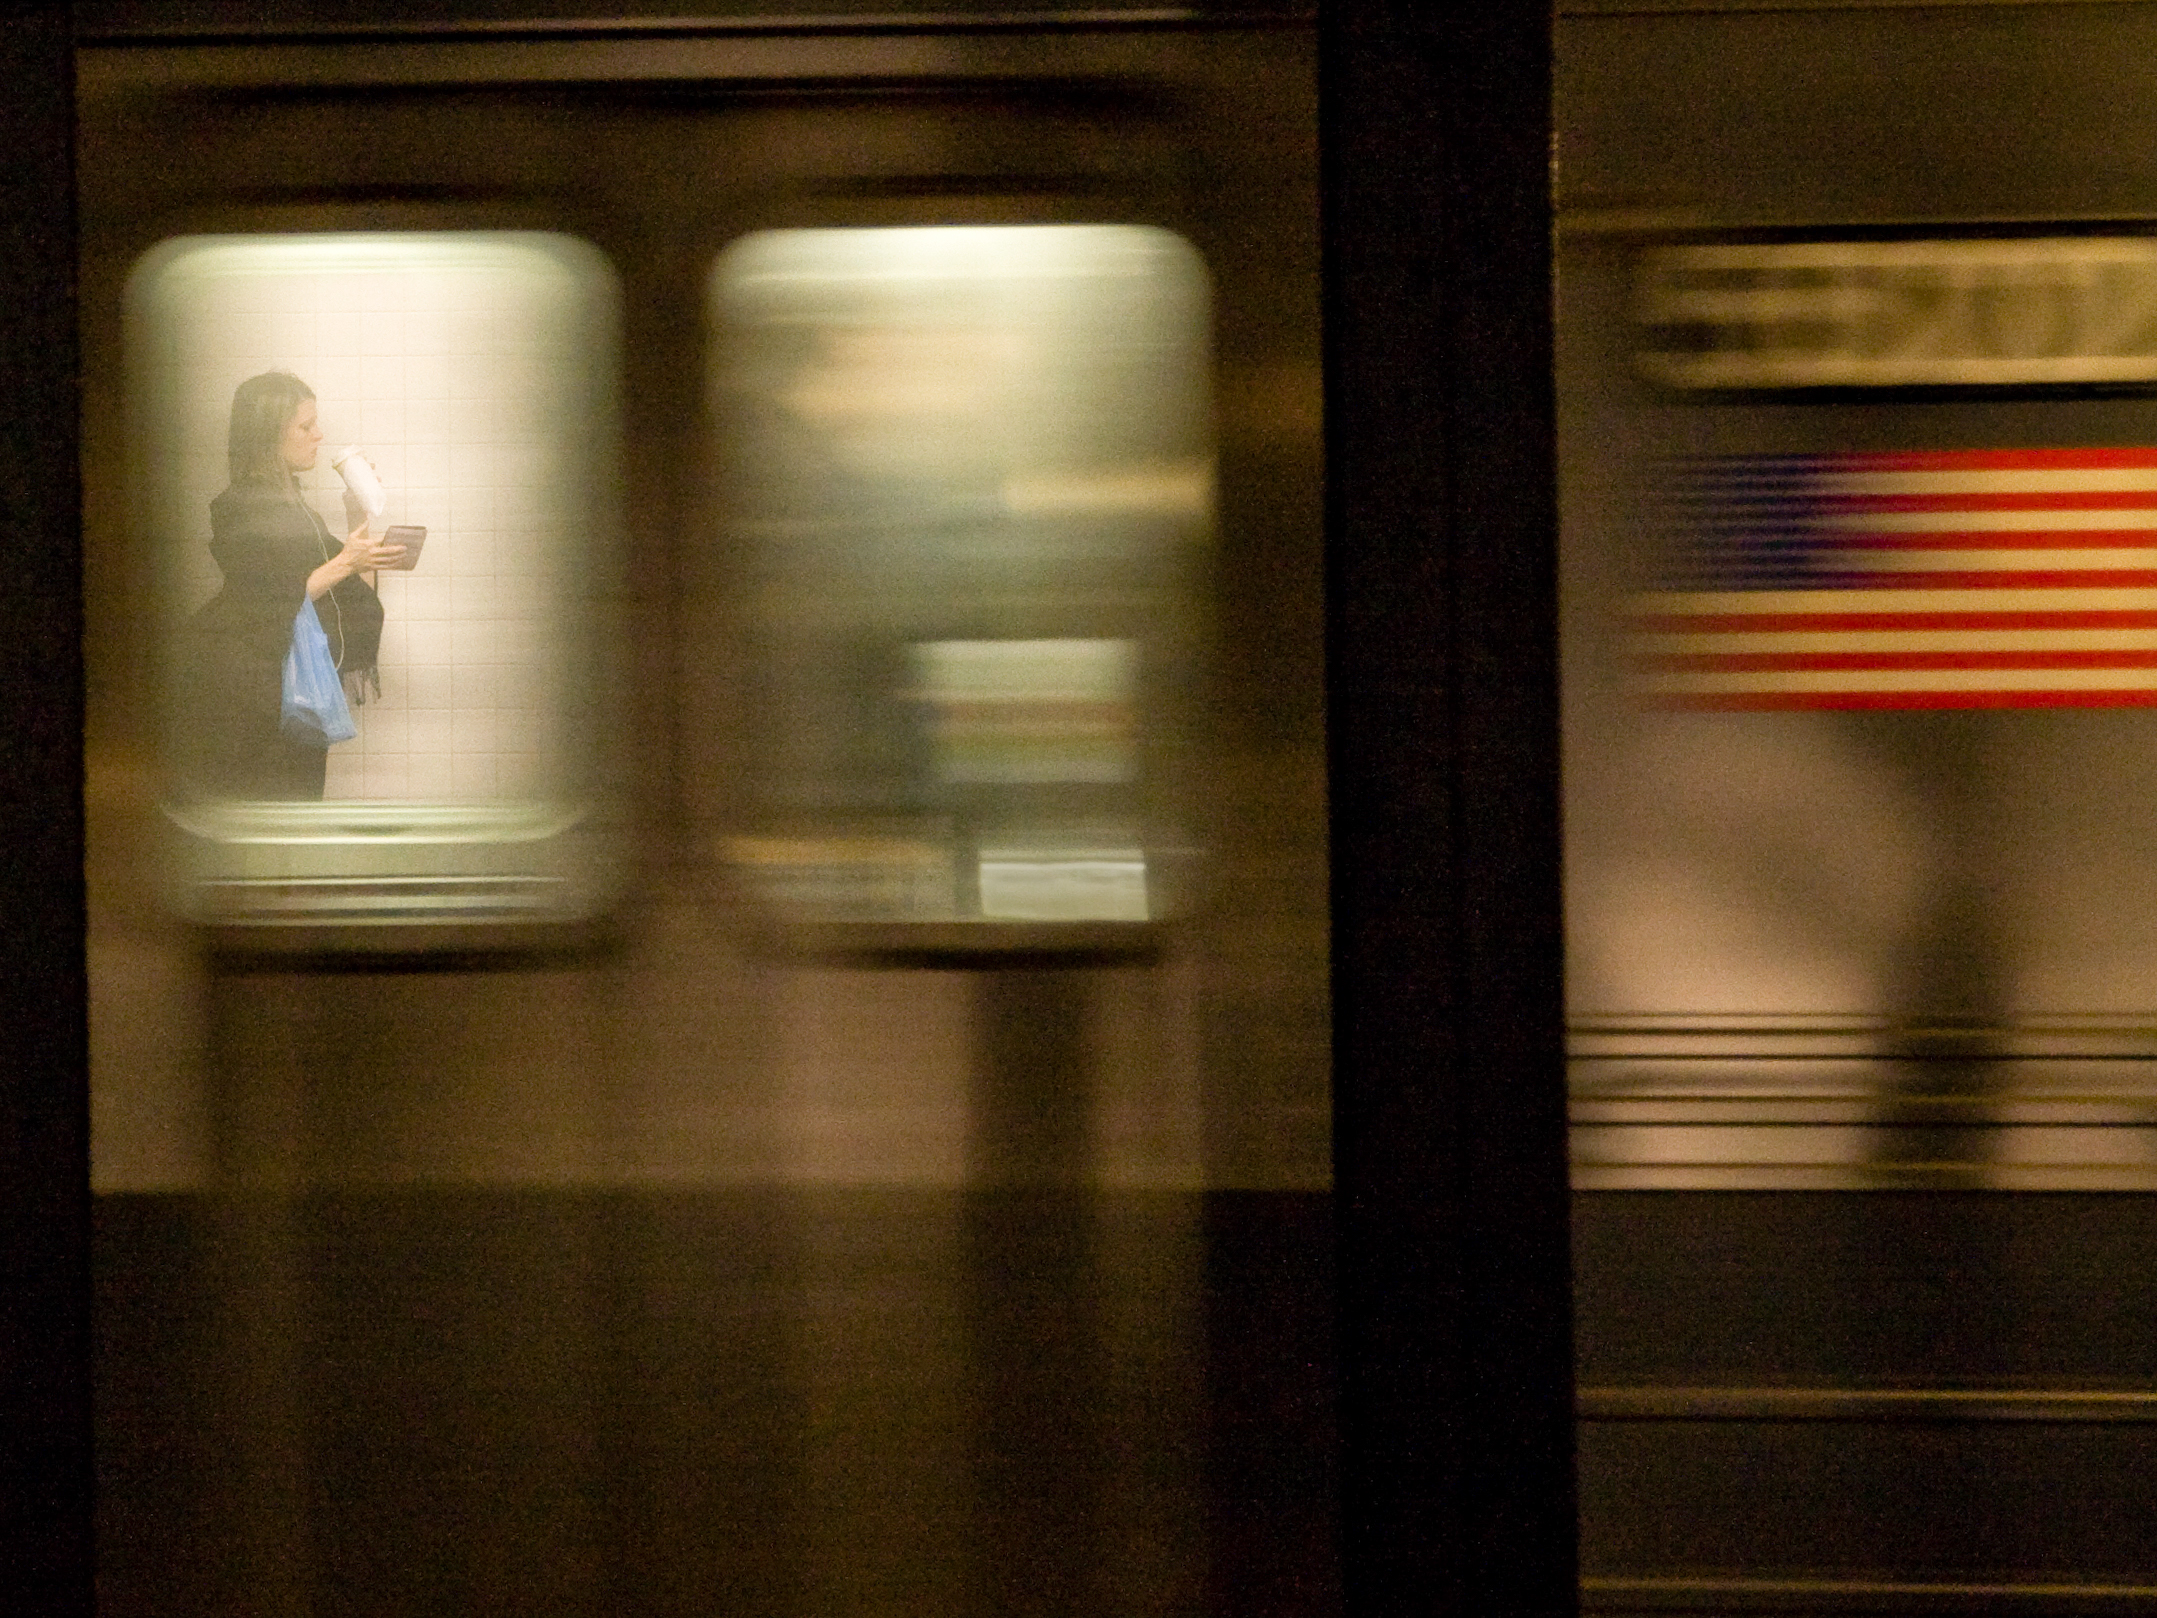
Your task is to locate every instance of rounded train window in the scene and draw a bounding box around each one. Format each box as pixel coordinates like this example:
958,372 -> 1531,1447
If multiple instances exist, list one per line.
708,224 -> 1213,947
129,232 -> 624,935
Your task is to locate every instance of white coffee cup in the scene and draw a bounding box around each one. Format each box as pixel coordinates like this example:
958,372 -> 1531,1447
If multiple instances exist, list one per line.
331,445 -> 387,519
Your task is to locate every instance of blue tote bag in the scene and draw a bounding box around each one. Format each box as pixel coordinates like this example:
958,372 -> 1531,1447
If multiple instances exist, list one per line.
280,596 -> 358,744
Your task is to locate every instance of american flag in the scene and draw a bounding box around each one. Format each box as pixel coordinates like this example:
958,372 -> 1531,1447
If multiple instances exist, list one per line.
1632,448 -> 2157,709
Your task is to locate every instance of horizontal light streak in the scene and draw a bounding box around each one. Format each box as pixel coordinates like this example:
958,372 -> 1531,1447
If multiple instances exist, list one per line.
1646,356 -> 2157,387
1643,665 -> 2157,693
1823,446 -> 2157,470
1647,651 -> 2157,673
1827,547 -> 2157,570
1813,468 -> 2157,495
1793,533 -> 2157,551
1641,628 -> 2157,654
1654,691 -> 2157,710
1633,609 -> 2157,632
1828,507 -> 2157,531
1811,490 -> 2157,512
1633,588 -> 2157,615
1649,237 -> 2157,271
1793,572 -> 2157,589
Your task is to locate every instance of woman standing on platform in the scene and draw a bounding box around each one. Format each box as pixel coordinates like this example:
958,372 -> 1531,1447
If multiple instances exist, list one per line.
185,370 -> 403,799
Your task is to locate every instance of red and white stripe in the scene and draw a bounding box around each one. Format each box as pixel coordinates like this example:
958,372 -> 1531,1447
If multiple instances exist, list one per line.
1635,448 -> 2157,709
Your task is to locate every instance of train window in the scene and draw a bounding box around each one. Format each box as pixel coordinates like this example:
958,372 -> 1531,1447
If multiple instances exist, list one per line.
129,232 -> 623,931
709,225 -> 1210,935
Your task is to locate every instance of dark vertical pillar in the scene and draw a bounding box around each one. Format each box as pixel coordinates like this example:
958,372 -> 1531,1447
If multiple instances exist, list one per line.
0,8 -> 88,1616
1321,5 -> 1575,1616
201,973 -> 317,1618
963,967 -> 1102,1617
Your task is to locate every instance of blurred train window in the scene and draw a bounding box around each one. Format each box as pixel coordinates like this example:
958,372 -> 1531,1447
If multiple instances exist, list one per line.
130,233 -> 621,925
711,225 -> 1211,929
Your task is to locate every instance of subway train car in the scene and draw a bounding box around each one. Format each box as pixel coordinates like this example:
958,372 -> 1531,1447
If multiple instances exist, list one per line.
70,8 -> 1354,1616
85,1 -> 2157,1614
1561,2 -> 2157,1611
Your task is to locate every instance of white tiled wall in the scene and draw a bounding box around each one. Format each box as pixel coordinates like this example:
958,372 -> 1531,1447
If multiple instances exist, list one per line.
143,233 -> 610,801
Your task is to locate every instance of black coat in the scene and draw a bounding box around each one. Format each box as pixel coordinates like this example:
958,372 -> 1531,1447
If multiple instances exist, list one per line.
183,480 -> 383,797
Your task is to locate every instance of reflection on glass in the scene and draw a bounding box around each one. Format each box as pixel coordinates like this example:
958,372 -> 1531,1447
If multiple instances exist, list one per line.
712,225 -> 1211,926
132,232 -> 620,927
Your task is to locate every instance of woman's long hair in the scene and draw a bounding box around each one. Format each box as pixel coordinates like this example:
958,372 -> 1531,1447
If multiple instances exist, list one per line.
227,370 -> 314,488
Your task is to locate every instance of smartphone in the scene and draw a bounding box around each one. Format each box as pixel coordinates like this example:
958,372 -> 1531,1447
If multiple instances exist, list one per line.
380,524 -> 426,570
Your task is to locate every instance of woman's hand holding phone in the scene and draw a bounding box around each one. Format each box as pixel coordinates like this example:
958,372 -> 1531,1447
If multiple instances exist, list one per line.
340,521 -> 409,574
310,522 -> 408,597
377,525 -> 426,570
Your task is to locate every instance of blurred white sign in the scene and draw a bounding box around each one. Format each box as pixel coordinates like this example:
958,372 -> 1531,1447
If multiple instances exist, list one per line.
977,845 -> 1149,922
1637,238 -> 2157,388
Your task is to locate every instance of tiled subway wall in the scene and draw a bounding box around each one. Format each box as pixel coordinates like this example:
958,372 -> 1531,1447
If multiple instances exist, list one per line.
145,233 -> 614,801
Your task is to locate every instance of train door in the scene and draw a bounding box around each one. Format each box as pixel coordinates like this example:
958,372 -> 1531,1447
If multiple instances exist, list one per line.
77,19 -> 1335,1617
